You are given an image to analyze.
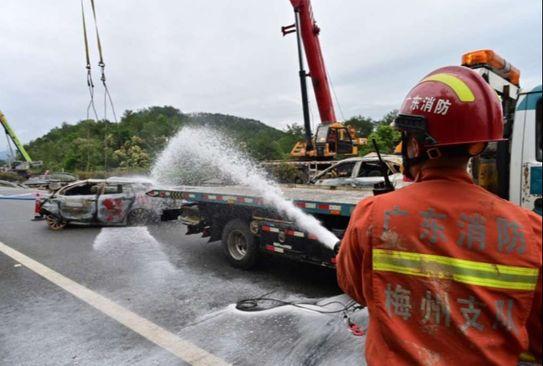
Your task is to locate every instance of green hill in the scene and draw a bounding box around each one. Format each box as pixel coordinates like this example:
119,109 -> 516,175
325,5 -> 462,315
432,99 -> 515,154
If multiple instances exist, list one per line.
23,106 -> 398,175
25,106 -> 301,173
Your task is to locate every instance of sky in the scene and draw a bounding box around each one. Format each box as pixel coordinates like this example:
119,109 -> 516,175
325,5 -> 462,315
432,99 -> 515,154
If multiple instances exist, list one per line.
0,0 -> 541,150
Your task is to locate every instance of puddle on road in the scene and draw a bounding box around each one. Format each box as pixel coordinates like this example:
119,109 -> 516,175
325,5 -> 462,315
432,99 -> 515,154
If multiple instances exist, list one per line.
92,226 -> 175,274
180,294 -> 368,365
92,227 -> 367,364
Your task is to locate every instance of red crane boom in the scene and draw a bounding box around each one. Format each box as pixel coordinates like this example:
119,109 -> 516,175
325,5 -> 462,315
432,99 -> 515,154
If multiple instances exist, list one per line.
284,0 -> 363,159
289,0 -> 336,124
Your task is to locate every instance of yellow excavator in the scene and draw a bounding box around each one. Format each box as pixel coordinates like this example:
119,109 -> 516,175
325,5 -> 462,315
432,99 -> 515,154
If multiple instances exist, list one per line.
1,111 -> 42,176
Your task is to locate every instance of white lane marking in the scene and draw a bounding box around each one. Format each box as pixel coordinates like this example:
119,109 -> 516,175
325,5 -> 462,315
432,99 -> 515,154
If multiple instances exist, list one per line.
0,240 -> 230,366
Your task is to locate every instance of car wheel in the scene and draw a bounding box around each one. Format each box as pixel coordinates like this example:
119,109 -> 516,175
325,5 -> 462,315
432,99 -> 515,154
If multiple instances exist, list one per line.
222,219 -> 259,269
46,215 -> 67,231
127,208 -> 158,226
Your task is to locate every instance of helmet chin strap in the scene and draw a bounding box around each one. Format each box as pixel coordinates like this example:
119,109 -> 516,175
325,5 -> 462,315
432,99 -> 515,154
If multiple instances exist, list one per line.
401,133 -> 442,181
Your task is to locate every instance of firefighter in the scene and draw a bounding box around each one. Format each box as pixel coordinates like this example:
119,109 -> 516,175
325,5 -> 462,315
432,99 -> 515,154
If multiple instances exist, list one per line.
336,66 -> 542,365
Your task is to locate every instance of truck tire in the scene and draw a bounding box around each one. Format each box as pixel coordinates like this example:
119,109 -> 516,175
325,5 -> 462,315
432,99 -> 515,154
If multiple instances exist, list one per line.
222,219 -> 259,269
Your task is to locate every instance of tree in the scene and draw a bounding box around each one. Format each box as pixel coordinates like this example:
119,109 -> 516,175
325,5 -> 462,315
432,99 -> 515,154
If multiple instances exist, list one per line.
113,136 -> 150,169
344,115 -> 375,137
273,123 -> 306,158
377,110 -> 399,126
360,123 -> 401,156
284,123 -> 305,140
246,135 -> 283,160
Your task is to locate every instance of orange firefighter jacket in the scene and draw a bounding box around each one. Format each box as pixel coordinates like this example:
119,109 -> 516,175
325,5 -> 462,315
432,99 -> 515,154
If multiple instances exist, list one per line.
337,166 -> 542,366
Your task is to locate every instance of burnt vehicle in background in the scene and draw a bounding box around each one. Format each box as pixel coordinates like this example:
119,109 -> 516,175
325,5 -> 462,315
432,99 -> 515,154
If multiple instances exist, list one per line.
310,154 -> 405,189
39,178 -> 181,230
24,172 -> 78,190
0,180 -> 28,189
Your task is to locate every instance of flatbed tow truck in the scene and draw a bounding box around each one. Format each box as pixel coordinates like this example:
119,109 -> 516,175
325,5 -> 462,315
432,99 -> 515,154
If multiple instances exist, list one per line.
148,48 -> 541,270
147,184 -> 370,269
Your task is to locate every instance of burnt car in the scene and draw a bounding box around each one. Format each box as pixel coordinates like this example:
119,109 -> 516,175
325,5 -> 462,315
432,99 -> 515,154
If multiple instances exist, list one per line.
310,154 -> 407,189
39,178 -> 181,230
24,172 -> 77,190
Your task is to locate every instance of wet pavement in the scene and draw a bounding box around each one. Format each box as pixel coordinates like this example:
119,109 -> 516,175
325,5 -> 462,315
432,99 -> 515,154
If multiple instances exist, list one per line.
0,191 -> 366,365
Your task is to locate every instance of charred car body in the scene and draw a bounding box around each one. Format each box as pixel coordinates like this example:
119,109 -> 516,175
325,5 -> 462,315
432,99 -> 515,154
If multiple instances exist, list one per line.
310,154 -> 405,189
39,178 -> 181,230
24,172 -> 77,190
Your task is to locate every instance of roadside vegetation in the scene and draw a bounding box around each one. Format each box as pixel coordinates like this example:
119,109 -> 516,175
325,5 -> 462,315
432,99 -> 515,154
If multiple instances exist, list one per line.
19,106 -> 399,175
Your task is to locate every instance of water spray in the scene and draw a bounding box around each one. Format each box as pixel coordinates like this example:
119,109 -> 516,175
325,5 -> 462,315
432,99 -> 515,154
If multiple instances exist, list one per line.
151,126 -> 339,249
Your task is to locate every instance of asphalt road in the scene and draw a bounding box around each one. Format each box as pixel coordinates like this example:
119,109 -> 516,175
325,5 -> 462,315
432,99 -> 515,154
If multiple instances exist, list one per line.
0,189 -> 366,365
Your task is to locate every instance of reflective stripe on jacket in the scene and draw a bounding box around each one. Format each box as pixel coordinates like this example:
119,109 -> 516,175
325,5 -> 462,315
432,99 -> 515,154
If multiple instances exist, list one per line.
336,166 -> 542,366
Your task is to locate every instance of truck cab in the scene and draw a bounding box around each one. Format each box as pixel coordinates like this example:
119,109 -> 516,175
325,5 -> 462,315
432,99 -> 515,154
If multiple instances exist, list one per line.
510,85 -> 542,214
463,50 -> 542,214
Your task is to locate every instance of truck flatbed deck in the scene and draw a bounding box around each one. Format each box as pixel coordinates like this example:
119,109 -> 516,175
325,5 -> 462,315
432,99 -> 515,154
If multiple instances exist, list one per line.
147,184 -> 371,217
147,184 -> 375,268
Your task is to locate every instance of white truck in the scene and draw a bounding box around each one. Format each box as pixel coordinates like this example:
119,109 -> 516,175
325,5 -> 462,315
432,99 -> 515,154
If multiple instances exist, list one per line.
463,50 -> 542,215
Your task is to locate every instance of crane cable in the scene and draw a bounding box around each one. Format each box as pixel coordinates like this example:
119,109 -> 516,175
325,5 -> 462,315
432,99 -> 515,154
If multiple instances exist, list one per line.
5,133 -> 15,167
327,71 -> 345,122
81,0 -> 99,121
80,0 -> 117,171
89,0 -> 117,123
80,0 -> 117,123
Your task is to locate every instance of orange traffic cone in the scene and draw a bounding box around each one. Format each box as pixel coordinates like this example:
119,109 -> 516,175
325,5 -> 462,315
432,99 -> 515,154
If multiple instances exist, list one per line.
32,193 -> 44,221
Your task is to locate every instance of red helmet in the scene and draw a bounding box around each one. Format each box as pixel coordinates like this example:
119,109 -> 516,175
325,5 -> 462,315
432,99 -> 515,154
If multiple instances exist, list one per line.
395,66 -> 504,147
